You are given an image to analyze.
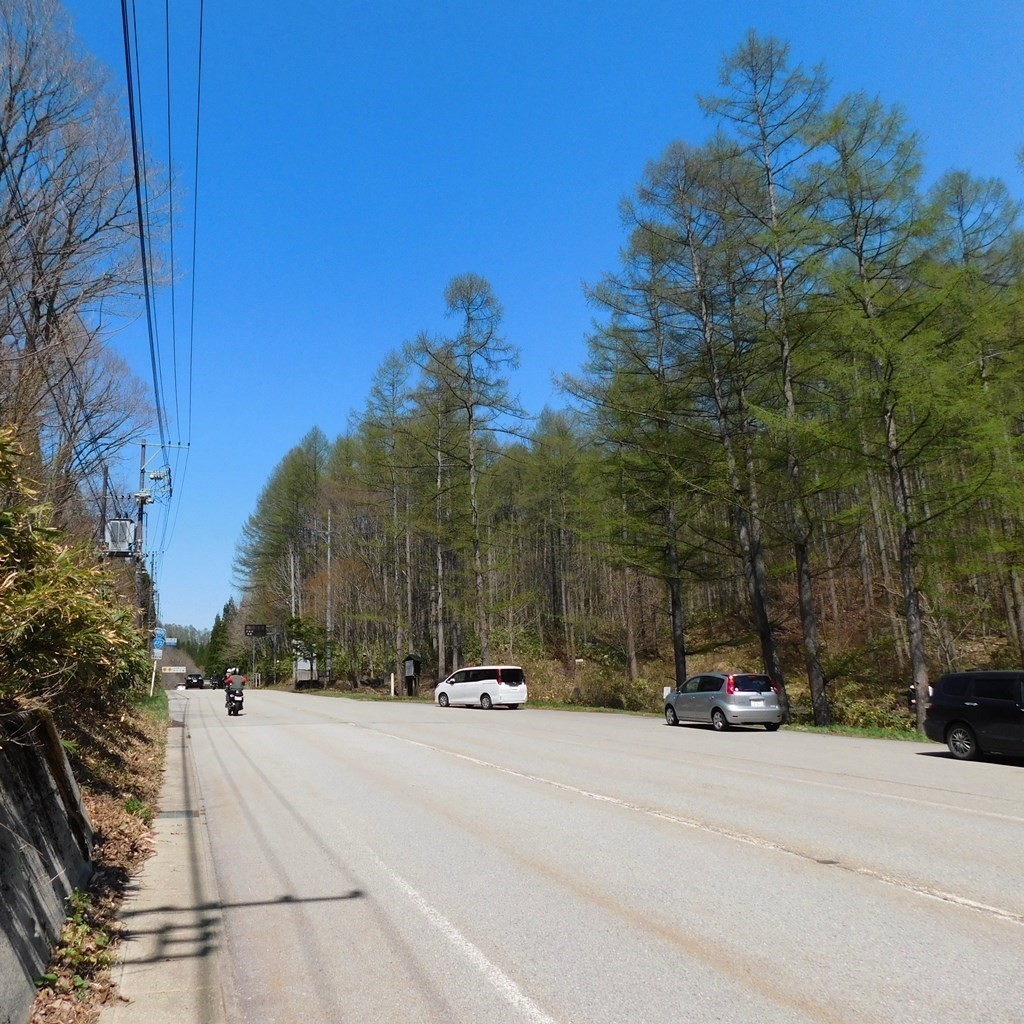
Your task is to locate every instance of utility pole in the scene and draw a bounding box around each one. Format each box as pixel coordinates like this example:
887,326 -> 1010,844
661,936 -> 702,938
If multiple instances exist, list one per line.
135,441 -> 149,628
131,440 -> 185,631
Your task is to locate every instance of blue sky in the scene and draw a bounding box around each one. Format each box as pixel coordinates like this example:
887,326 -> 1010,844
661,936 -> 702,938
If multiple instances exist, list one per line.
62,0 -> 1024,631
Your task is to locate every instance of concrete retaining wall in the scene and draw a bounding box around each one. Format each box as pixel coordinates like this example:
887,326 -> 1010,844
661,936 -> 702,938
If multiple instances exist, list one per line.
0,711 -> 94,1024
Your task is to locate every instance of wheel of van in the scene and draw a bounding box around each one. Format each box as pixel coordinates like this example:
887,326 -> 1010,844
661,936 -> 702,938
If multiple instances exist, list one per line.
480,694 -> 493,710
764,722 -> 781,731
946,723 -> 978,760
711,708 -> 729,731
665,705 -> 679,726
438,693 -> 449,707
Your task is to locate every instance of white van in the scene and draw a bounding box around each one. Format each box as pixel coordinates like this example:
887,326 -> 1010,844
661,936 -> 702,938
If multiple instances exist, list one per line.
435,665 -> 527,709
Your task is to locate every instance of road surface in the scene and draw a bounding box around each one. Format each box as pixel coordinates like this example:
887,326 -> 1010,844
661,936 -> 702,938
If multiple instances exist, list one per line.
179,688 -> 1023,1024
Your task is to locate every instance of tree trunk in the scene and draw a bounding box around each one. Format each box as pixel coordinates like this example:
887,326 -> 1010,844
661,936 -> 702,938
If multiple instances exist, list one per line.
435,436 -> 446,678
623,568 -> 639,682
467,414 -> 489,663
665,508 -> 687,685
885,406 -> 930,731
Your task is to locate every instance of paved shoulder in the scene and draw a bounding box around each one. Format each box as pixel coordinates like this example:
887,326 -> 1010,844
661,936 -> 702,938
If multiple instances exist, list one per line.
102,694 -> 239,1024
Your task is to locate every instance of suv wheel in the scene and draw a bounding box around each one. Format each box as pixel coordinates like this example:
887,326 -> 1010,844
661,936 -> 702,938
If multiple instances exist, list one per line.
946,723 -> 978,760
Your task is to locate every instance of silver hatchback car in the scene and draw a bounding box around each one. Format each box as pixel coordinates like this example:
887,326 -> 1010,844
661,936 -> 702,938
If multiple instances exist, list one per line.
665,672 -> 783,731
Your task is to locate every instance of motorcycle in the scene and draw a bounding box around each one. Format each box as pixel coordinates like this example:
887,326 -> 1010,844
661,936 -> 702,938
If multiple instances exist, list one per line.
226,689 -> 244,716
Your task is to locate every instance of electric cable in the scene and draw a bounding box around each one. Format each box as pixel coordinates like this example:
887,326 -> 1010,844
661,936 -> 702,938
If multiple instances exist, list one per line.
162,0 -> 181,439
120,0 -> 170,454
130,0 -> 172,456
187,0 -> 205,443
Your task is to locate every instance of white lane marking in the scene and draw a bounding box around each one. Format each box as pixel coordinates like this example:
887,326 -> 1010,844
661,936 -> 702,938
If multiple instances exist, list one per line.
374,728 -> 1024,927
657,755 -> 1024,824
372,854 -> 564,1024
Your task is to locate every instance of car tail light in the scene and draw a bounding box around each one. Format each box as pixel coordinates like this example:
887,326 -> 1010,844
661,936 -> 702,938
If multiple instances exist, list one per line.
770,680 -> 779,694
726,674 -> 736,694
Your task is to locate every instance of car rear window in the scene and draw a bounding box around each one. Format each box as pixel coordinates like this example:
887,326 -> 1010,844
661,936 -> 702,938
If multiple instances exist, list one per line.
498,668 -> 525,684
733,675 -> 774,693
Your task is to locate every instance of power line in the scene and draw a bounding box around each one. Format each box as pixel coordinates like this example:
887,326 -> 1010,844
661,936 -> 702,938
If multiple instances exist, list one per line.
163,0 -> 181,438
120,0 -> 169,455
187,0 -> 205,444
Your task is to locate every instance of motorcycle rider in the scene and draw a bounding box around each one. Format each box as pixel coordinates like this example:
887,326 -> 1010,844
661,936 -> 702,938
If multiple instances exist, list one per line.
224,671 -> 246,708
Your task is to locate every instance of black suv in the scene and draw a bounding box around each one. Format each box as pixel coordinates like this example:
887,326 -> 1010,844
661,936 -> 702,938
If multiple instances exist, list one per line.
185,673 -> 204,689
923,670 -> 1024,760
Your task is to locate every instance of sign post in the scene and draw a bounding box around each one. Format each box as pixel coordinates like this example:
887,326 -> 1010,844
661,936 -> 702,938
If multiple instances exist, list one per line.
150,628 -> 166,694
245,625 -> 267,686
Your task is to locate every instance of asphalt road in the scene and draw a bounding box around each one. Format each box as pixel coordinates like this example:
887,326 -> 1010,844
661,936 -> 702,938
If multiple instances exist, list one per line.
180,689 -> 1023,1024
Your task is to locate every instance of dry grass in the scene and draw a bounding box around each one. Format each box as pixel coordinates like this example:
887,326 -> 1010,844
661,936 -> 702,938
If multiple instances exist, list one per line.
29,695 -> 167,1024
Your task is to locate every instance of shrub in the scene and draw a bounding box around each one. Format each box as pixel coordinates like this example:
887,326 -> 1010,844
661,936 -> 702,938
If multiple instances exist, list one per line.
0,431 -> 148,722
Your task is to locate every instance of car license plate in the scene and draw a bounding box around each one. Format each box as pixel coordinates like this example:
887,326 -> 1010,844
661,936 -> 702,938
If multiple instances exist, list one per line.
751,699 -> 763,706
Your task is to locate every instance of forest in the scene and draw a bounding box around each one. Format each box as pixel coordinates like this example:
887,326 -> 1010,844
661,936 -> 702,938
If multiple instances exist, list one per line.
206,33 -> 1024,729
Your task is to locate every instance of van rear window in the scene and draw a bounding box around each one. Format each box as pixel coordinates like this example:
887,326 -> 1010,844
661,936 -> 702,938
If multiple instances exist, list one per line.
499,669 -> 525,684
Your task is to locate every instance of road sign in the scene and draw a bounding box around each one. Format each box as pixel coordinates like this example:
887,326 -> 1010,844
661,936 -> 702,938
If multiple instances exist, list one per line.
152,646 -> 163,660
165,637 -> 178,646
161,665 -> 187,673
154,627 -> 166,638
152,635 -> 165,650
245,624 -> 267,637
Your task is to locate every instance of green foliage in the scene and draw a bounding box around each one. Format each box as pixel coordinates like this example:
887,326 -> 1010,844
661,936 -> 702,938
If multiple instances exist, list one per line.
225,34 -> 1024,723
815,683 -> 911,730
160,622 -> 212,669
123,796 -> 153,824
35,890 -> 114,995
138,688 -> 170,723
0,431 -> 148,719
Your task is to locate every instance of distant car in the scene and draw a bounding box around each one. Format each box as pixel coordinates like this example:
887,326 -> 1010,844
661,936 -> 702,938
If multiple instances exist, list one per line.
435,665 -> 527,709
665,672 -> 783,731
185,673 -> 204,689
923,670 -> 1024,760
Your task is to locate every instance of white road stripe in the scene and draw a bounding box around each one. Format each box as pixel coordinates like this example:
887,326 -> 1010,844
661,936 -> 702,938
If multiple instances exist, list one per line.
371,854 -> 565,1024
374,727 -> 1024,927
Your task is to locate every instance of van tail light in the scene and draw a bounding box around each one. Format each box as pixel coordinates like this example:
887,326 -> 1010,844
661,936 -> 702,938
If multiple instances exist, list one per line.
496,670 -> 503,685
726,674 -> 736,694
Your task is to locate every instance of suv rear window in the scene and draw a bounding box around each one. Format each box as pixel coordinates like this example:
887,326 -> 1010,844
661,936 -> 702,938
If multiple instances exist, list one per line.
733,675 -> 774,693
973,677 -> 1022,702
939,675 -> 971,697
